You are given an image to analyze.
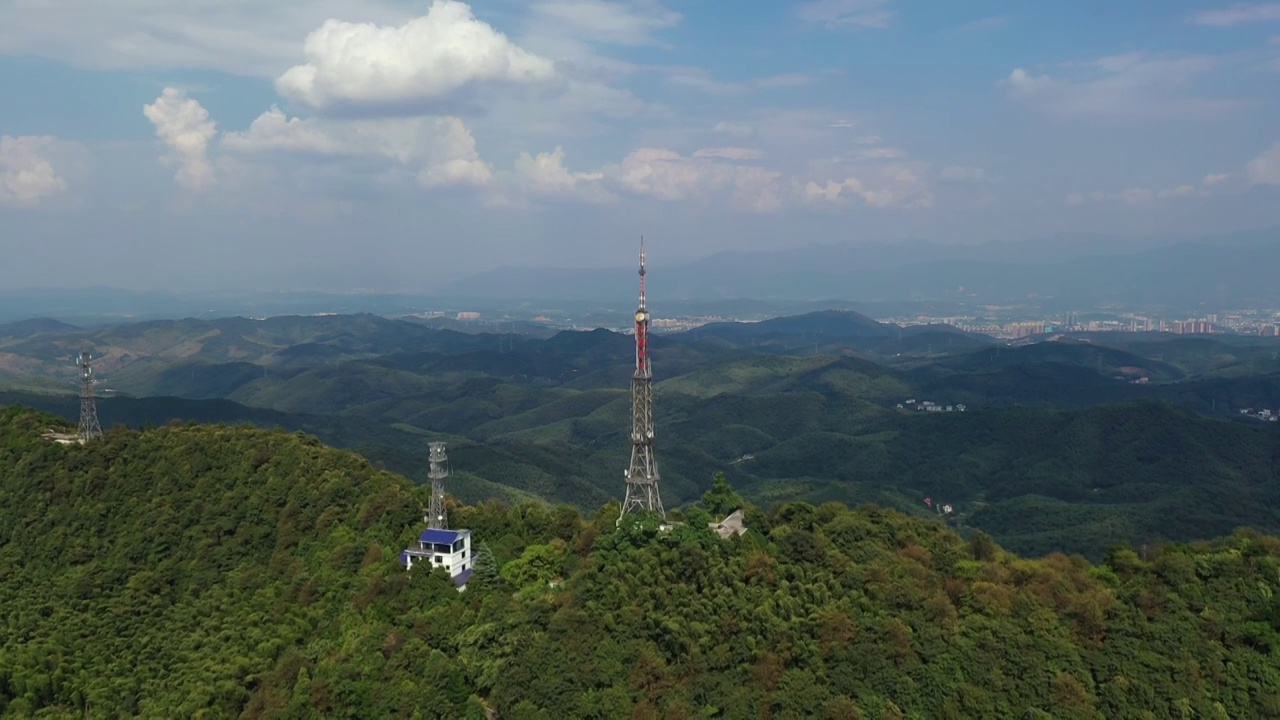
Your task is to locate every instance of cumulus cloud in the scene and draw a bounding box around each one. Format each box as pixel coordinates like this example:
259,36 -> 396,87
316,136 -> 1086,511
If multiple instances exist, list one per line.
276,0 -> 555,113
1002,53 -> 1233,122
0,135 -> 69,208
224,106 -> 492,189
529,1 -> 681,46
509,146 -> 614,204
796,0 -> 892,29
801,164 -> 934,209
1193,3 -> 1280,25
607,148 -> 783,213
143,87 -> 218,191
1247,143 -> 1280,185
1203,173 -> 1231,185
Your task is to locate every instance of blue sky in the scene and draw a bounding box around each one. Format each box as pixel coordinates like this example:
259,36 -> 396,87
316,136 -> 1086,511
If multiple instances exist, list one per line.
0,0 -> 1278,292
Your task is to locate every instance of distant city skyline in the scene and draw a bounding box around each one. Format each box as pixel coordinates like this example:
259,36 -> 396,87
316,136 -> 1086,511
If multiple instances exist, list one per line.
1,0 -> 1278,291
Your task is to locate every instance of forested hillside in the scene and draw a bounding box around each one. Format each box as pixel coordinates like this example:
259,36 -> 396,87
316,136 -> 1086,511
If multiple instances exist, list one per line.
3,405 -> 1280,718
7,386 -> 1280,560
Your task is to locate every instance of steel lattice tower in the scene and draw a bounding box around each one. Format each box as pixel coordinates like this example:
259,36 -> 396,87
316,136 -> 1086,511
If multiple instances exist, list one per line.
620,238 -> 665,522
77,351 -> 103,442
426,441 -> 450,529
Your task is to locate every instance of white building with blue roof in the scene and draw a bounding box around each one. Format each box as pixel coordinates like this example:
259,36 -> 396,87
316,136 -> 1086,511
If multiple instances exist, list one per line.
402,527 -> 473,590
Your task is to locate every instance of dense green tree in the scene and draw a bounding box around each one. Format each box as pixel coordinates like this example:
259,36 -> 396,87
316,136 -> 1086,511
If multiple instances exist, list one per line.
4,405 -> 1280,718
701,472 -> 744,517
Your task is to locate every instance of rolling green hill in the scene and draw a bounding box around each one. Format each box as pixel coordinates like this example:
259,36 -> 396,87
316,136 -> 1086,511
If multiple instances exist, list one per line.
4,406 -> 1280,717
912,340 -> 1185,382
1081,334 -> 1280,379
8,312 -> 1280,561
687,309 -> 995,356
731,402 -> 1280,557
0,313 -> 530,396
9,384 -> 1280,561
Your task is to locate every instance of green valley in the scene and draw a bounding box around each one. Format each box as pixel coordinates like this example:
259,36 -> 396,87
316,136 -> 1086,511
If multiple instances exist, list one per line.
4,311 -> 1280,560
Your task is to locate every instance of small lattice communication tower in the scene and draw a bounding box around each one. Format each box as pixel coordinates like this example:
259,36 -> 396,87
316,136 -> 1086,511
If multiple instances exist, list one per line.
620,237 -> 665,522
77,351 -> 103,442
426,441 -> 450,529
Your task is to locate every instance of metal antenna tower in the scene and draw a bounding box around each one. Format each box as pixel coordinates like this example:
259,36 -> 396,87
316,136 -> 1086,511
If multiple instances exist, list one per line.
426,441 -> 450,529
620,237 -> 665,522
77,351 -> 103,442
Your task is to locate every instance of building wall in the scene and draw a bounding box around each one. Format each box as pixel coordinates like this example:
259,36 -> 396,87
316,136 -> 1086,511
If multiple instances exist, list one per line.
406,532 -> 472,578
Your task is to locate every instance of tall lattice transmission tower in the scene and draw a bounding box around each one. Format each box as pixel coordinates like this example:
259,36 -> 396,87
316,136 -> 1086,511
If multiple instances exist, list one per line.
77,351 -> 103,442
426,441 -> 450,529
620,237 -> 665,522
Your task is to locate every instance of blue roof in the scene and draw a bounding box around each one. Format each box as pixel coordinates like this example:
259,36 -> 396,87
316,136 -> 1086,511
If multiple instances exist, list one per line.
419,528 -> 461,544
453,568 -> 473,587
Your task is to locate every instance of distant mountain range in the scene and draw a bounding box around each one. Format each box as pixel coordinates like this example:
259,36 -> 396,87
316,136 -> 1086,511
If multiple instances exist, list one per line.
439,228 -> 1280,308
3,229 -> 1277,321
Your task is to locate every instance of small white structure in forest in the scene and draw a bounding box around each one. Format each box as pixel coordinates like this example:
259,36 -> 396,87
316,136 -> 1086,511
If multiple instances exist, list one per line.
710,509 -> 748,540
402,528 -> 473,590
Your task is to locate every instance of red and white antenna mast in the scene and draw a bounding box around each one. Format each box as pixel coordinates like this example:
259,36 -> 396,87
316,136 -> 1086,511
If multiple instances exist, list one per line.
638,235 -> 647,310
636,236 -> 648,374
620,235 -> 664,522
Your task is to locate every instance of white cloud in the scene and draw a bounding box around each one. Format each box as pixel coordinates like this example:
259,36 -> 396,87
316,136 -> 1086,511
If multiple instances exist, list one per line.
1203,172 -> 1231,185
529,1 -> 681,46
1193,3 -> 1280,25
801,164 -> 934,209
713,122 -> 755,138
143,87 -> 218,191
796,0 -> 892,29
223,106 -> 493,189
854,134 -> 881,144
1247,143 -> 1280,185
276,0 -> 556,113
0,135 -> 69,208
1002,53 -> 1233,122
665,69 -> 814,96
509,146 -> 614,204
692,147 -> 764,160
223,107 -> 354,156
606,148 -> 783,212
418,120 -> 493,189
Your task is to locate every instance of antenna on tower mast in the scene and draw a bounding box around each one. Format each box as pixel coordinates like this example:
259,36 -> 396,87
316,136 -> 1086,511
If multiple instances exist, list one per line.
427,441 -> 450,530
77,351 -> 103,442
620,236 -> 665,523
